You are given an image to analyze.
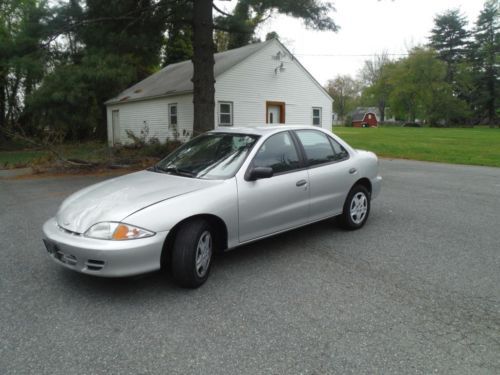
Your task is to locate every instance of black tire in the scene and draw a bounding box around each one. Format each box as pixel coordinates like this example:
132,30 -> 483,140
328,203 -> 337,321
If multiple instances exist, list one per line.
339,185 -> 371,230
171,219 -> 214,288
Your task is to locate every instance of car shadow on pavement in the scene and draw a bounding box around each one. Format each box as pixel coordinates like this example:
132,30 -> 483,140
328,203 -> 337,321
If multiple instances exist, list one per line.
216,218 -> 341,265
55,218 -> 344,296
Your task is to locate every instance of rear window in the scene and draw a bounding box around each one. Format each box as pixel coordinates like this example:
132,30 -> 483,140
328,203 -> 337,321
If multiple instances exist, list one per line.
295,130 -> 349,166
295,130 -> 336,166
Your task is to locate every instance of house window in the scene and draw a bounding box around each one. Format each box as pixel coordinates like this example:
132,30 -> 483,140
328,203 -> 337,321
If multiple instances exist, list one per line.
168,103 -> 177,127
312,107 -> 322,126
218,101 -> 233,126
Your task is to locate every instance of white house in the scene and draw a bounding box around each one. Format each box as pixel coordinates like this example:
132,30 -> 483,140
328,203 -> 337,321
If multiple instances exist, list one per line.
105,39 -> 333,146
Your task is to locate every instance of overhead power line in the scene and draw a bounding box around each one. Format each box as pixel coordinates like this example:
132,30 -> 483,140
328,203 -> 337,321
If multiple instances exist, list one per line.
294,53 -> 410,57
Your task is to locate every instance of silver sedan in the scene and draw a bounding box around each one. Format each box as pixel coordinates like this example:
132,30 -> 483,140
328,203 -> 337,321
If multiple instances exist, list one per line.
43,126 -> 382,287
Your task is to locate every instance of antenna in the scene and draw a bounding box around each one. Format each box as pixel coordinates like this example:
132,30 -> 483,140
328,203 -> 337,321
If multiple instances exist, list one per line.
274,62 -> 285,75
272,51 -> 283,61
272,51 -> 287,75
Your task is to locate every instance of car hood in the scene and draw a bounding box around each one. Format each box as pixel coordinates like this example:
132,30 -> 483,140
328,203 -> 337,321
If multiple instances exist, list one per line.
56,170 -> 220,234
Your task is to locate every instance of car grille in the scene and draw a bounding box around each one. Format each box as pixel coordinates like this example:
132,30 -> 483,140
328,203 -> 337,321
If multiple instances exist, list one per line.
85,259 -> 105,271
53,246 -> 77,266
43,240 -> 105,271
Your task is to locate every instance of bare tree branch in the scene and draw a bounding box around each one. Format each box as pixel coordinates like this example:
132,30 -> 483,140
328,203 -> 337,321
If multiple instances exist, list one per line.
0,125 -> 93,167
212,3 -> 232,17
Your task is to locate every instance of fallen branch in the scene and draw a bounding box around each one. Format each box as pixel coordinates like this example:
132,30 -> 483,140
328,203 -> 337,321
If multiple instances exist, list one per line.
0,125 -> 93,167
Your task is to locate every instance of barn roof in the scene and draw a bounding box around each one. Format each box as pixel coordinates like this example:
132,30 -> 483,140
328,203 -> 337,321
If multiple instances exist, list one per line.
351,107 -> 379,122
105,40 -> 273,105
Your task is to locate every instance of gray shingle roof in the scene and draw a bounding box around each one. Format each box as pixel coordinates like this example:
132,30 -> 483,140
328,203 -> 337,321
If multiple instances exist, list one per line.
105,40 -> 273,105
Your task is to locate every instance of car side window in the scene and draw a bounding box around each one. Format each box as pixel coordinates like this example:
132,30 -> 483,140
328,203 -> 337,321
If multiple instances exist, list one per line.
295,130 -> 336,166
252,132 -> 301,173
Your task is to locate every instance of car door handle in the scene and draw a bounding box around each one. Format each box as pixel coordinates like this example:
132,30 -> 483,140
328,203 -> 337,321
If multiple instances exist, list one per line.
296,179 -> 307,187
349,168 -> 357,174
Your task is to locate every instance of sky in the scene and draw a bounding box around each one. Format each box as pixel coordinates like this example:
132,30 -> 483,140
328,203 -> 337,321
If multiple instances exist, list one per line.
215,0 -> 485,86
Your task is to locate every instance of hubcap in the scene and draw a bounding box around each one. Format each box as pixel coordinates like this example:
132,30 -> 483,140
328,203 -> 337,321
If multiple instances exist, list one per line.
350,192 -> 368,224
195,230 -> 212,278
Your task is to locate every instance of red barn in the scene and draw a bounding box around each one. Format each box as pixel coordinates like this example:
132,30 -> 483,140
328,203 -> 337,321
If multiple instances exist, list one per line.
351,108 -> 378,127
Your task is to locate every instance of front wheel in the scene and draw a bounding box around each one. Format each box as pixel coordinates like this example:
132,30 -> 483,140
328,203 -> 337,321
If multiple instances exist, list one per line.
339,185 -> 371,230
171,219 -> 214,288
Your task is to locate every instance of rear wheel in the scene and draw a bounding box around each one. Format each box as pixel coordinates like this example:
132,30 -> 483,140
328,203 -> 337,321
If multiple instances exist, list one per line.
339,185 -> 371,230
171,219 -> 213,288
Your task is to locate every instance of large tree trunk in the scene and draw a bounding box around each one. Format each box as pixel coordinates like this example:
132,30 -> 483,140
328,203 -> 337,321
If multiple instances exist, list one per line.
0,74 -> 5,137
486,66 -> 496,127
191,0 -> 215,136
378,100 -> 385,122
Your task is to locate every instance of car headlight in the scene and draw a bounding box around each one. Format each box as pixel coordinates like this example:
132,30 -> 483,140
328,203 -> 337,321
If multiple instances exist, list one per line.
84,222 -> 155,240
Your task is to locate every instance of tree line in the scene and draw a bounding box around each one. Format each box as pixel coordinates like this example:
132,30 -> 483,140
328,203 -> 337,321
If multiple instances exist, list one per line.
327,0 -> 499,127
0,0 -> 337,143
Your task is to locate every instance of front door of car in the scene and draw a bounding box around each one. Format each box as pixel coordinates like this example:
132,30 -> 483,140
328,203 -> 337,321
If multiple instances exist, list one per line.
237,131 -> 309,243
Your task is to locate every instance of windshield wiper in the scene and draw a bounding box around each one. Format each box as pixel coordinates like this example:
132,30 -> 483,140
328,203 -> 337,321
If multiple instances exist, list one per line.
147,165 -> 161,172
151,165 -> 195,177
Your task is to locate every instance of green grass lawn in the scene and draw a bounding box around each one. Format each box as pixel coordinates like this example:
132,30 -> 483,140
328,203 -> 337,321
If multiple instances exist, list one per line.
0,142 -> 109,169
2,128 -> 500,169
333,127 -> 500,168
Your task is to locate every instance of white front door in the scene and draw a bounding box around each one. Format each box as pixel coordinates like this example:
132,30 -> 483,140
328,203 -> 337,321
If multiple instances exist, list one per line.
267,105 -> 281,124
112,110 -> 120,145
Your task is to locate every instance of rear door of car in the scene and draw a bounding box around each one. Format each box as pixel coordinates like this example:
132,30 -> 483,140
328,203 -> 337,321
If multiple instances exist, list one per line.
237,131 -> 310,243
293,129 -> 355,222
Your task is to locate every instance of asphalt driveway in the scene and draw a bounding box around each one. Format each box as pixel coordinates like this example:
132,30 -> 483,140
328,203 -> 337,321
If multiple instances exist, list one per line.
1,159 -> 499,374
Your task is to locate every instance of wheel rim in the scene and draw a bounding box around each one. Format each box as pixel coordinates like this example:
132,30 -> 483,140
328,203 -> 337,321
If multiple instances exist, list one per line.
350,192 -> 368,224
195,230 -> 212,278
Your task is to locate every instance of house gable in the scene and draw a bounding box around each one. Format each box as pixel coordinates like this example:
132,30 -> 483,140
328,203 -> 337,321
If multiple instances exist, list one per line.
216,39 -> 332,103
214,39 -> 332,128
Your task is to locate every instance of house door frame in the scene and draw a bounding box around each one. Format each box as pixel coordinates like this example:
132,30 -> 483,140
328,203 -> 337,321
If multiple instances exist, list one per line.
266,101 -> 285,124
112,110 -> 120,145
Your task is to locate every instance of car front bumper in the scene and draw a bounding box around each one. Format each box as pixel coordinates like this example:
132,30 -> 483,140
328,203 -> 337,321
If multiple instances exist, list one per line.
42,218 -> 168,277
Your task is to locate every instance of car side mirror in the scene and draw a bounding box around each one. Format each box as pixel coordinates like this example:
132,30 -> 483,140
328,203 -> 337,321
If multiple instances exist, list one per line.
247,166 -> 274,181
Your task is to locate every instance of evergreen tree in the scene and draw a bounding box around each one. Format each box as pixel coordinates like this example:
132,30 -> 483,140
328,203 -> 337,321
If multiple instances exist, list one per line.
0,0 -> 52,135
161,0 -> 193,66
470,0 -> 499,125
48,0 -> 84,64
163,25 -> 192,66
215,0 -> 266,50
27,0 -> 167,140
429,9 -> 470,84
82,0 -> 165,78
265,31 -> 280,40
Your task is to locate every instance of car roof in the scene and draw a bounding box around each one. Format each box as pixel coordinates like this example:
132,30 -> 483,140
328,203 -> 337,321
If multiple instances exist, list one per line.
211,125 -> 324,136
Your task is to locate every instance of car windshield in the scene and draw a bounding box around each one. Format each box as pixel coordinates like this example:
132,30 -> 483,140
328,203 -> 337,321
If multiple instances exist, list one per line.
152,133 -> 259,179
